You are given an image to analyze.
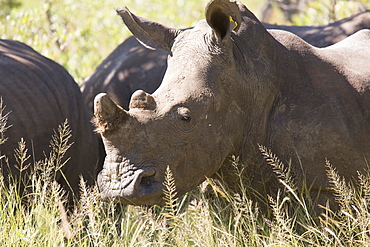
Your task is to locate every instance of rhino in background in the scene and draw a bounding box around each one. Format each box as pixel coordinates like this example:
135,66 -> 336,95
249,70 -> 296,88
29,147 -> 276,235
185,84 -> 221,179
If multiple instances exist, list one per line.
81,36 -> 168,113
264,10 -> 370,48
94,0 -> 370,205
81,10 -> 370,113
0,39 -> 101,198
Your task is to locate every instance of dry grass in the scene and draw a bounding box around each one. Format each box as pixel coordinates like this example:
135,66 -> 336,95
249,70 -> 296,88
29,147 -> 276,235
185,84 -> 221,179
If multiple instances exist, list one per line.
0,101 -> 369,246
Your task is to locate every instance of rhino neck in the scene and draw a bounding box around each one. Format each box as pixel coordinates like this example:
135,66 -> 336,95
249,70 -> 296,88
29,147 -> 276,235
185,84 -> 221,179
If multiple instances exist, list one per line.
235,37 -> 281,149
213,41 -> 282,191
216,31 -> 297,192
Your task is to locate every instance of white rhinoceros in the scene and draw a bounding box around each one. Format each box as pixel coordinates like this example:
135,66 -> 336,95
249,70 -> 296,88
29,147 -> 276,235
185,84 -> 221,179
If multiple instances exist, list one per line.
94,0 -> 370,205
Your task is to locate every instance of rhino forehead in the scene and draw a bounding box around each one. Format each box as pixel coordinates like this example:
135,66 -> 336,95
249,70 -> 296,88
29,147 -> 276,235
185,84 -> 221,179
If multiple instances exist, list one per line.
172,24 -> 228,57
161,53 -> 233,96
153,86 -> 215,114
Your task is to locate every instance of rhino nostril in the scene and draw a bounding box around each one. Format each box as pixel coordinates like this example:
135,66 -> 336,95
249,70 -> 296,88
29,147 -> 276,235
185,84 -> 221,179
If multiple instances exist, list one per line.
141,176 -> 153,188
134,168 -> 156,193
140,168 -> 156,178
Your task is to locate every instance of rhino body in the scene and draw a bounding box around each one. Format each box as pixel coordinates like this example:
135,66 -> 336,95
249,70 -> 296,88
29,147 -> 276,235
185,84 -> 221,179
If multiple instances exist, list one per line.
94,0 -> 370,205
82,10 -> 370,113
0,39 -> 101,196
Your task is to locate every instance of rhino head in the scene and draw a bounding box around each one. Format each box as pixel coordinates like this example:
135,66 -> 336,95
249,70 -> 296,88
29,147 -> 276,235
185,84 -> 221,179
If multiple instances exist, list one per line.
94,0 -> 278,205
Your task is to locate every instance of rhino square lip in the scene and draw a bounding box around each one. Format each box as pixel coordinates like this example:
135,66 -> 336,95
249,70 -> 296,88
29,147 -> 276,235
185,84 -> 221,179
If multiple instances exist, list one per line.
97,160 -> 165,205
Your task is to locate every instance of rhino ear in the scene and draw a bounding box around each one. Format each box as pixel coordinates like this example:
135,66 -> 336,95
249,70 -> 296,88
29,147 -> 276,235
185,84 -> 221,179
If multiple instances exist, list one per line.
205,0 -> 242,43
94,93 -> 129,134
116,7 -> 181,53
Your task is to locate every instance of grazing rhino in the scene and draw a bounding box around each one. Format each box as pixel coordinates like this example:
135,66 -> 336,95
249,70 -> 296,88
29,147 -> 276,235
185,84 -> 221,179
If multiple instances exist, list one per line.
81,10 -> 370,113
0,39 -> 101,197
94,0 -> 370,205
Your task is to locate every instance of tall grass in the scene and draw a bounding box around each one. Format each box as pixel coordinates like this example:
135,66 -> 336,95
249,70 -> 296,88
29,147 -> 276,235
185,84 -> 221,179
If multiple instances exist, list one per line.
0,101 -> 369,246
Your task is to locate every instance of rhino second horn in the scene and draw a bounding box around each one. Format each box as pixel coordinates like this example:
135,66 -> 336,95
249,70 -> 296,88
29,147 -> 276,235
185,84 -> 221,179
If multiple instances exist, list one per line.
129,90 -> 157,110
94,93 -> 129,133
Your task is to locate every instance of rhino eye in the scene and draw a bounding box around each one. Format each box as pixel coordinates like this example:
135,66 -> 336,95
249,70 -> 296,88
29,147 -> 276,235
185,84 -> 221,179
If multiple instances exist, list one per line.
176,106 -> 191,122
181,116 -> 191,122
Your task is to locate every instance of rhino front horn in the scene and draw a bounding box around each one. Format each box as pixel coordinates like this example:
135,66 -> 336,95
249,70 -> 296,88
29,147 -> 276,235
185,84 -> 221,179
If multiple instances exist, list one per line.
129,90 -> 157,110
94,93 -> 130,134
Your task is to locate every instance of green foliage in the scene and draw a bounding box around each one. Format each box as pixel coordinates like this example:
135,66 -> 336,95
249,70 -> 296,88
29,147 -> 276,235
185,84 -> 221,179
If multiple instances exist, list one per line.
3,0 -> 366,85
0,0 -> 21,18
291,0 -> 370,25
1,0 -> 124,84
261,0 -> 370,26
1,0 -> 368,85
0,0 -> 208,84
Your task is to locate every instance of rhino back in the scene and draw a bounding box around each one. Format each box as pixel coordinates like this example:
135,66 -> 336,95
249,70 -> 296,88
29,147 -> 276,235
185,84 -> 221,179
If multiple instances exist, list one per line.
0,39 -> 100,193
262,29 -> 370,190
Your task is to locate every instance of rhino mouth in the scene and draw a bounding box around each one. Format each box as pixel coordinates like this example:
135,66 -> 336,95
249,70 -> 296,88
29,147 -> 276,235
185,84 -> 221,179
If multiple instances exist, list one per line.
97,160 -> 164,205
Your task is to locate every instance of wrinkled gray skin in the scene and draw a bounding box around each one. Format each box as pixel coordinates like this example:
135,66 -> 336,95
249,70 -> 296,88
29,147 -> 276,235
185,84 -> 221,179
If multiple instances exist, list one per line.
81,11 -> 370,113
0,39 -> 101,198
94,0 -> 370,205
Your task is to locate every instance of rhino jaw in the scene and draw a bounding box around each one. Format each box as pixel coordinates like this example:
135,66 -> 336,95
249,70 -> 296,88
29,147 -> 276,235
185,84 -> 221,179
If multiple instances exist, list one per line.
97,164 -> 164,205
